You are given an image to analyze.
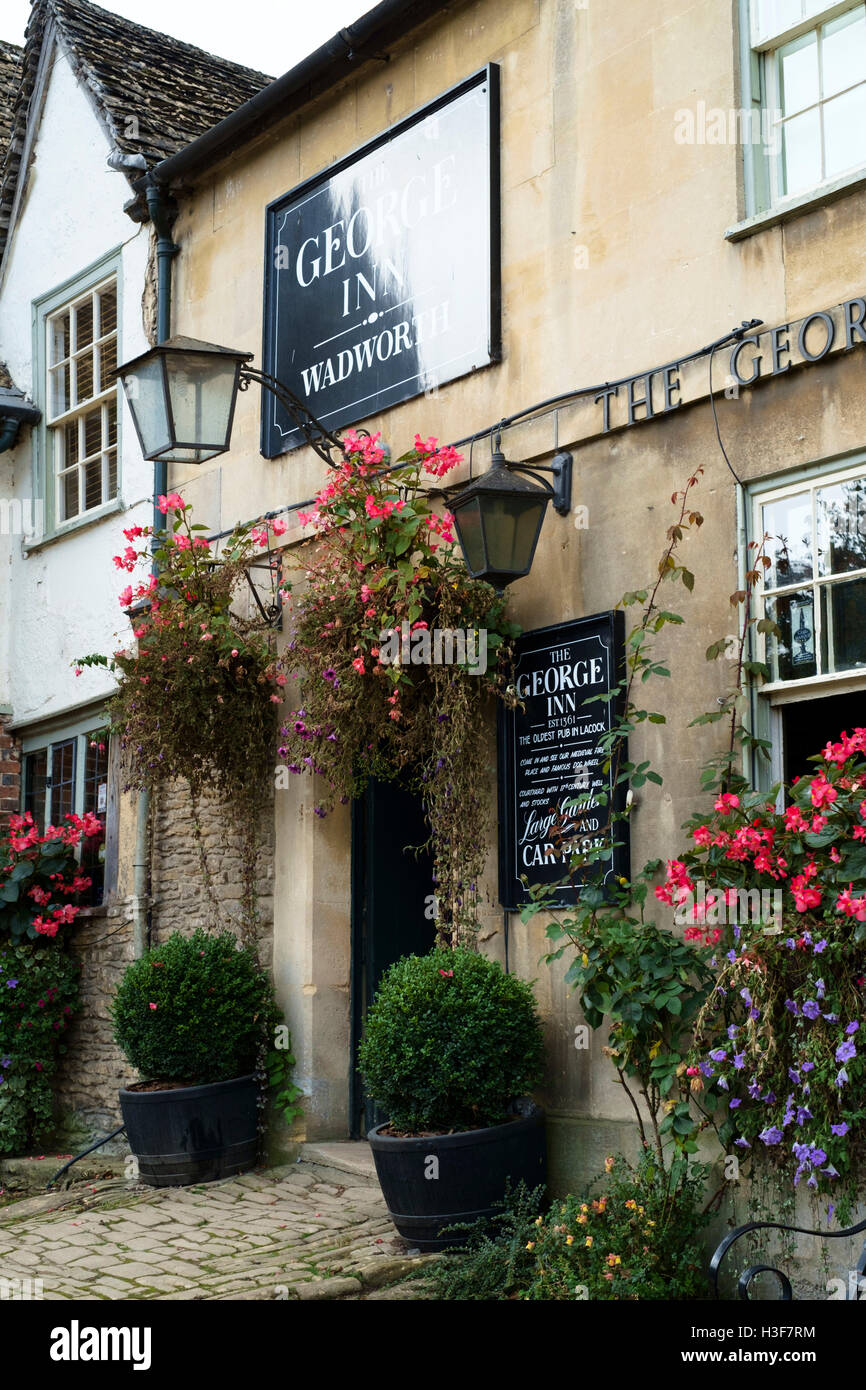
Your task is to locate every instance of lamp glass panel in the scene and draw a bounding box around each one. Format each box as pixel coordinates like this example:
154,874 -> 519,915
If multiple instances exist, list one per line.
484,494 -> 547,575
453,496 -> 487,575
165,352 -> 238,449
121,354 -> 171,458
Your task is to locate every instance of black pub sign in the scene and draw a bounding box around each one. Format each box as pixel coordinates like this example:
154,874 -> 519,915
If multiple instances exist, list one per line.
261,66 -> 500,457
498,613 -> 629,910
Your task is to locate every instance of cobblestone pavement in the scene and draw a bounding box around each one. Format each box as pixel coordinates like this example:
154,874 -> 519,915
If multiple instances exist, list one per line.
0,1150 -> 433,1301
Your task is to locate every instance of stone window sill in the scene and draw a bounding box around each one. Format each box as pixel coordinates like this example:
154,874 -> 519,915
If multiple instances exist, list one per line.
725,168 -> 866,242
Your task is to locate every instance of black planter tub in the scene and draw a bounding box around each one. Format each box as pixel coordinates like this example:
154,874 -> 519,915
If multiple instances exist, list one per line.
119,1074 -> 259,1187
368,1098 -> 547,1250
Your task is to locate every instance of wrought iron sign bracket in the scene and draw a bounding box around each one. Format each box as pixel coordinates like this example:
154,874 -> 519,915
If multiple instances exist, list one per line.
238,366 -> 346,469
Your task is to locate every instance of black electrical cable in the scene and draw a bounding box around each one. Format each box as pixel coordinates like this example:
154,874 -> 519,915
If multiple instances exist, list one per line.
203,319 -> 762,543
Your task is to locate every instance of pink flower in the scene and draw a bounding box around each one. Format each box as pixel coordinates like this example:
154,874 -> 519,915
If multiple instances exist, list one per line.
173,534 -> 192,551
148,1002 -> 158,1011
271,518 -> 288,536
157,492 -> 185,514
118,586 -> 133,608
714,793 -> 740,814
352,657 -> 366,675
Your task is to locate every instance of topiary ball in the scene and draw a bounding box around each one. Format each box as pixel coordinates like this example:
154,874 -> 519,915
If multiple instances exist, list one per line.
112,929 -> 274,1084
357,947 -> 545,1133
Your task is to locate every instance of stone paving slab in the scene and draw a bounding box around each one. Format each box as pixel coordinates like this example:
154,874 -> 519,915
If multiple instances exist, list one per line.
0,1158 -> 433,1301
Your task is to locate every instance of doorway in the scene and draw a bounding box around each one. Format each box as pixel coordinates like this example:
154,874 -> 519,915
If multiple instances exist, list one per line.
349,776 -> 436,1138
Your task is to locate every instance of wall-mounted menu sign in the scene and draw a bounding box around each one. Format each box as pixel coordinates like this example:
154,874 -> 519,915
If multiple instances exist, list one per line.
261,65 -> 500,457
498,613 -> 628,910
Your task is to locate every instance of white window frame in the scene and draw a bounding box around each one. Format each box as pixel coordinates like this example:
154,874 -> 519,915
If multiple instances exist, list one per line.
748,456 -> 866,794
31,248 -> 124,542
19,711 -> 118,904
739,0 -> 866,217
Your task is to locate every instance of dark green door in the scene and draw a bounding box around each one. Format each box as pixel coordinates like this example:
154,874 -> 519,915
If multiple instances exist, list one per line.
350,776 -> 436,1138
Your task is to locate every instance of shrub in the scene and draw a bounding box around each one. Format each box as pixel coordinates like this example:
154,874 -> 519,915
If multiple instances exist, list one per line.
524,1153 -> 710,1301
0,940 -> 79,1154
427,1156 -> 711,1301
112,930 -> 277,1084
357,947 -> 545,1132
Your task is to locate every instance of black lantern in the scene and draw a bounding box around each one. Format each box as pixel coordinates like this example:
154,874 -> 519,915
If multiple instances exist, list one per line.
115,336 -> 252,465
449,448 -> 572,590
116,336 -> 345,469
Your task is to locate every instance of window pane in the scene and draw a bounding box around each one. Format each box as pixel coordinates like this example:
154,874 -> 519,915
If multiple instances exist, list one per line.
83,408 -> 101,459
50,312 -> 70,365
50,739 -> 76,824
62,468 -> 79,520
816,477 -> 866,575
74,298 -> 93,351
84,458 -> 102,511
107,449 -> 118,499
779,31 -> 819,115
50,364 -> 70,416
820,578 -> 866,673
106,397 -> 117,446
762,492 -> 813,587
98,285 -> 117,339
75,351 -> 94,404
766,588 -> 817,679
63,420 -> 79,466
98,336 -> 117,393
822,6 -> 866,99
23,749 -> 47,831
81,732 -> 108,905
781,105 -> 822,192
823,84 -> 866,179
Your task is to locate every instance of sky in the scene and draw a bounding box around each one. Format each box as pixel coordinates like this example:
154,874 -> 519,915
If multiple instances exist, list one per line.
0,0 -> 370,75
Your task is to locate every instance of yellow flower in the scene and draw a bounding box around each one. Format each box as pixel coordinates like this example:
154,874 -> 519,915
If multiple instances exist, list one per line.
649,1040 -> 661,1060
580,1203 -> 589,1214
526,1241 -> 535,1251
535,1216 -> 543,1226
585,1236 -> 593,1248
606,1253 -> 621,1267
577,1214 -> 587,1225
604,1156 -> 615,1173
566,1235 -> 574,1246
624,1199 -> 637,1210
581,952 -> 589,967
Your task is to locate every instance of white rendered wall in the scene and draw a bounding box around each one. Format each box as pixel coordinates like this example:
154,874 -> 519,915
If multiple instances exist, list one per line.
0,44 -> 152,726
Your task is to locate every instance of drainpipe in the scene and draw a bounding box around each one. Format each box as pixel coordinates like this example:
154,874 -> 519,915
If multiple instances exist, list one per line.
0,418 -> 19,452
130,175 -> 179,958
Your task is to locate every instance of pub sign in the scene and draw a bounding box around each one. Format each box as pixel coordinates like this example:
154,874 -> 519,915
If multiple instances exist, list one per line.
261,66 -> 500,456
498,613 -> 629,910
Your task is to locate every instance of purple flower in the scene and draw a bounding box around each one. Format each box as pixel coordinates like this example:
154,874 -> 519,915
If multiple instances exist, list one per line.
830,1122 -> 849,1137
824,1013 -> 839,1023
313,807 -> 326,818
788,1067 -> 800,1084
802,1000 -> 820,1020
733,925 -> 741,941
729,1098 -> 742,1109
740,987 -> 753,1006
726,950 -> 737,963
759,1126 -> 783,1146
717,1076 -> 729,1091
734,1138 -> 751,1149
823,1165 -> 839,1178
845,1021 -> 860,1036
801,1061 -> 815,1073
815,979 -> 826,999
733,1052 -> 745,1070
836,1068 -> 849,1088
5,980 -> 17,989
785,999 -> 799,1015
786,937 -> 797,950
709,1048 -> 727,1063
748,1007 -> 761,1021
796,1107 -> 813,1126
322,668 -> 337,683
811,1148 -> 827,1166
813,939 -> 827,954
748,1079 -> 762,1099
699,1061 -> 714,1078
836,1039 -> 857,1064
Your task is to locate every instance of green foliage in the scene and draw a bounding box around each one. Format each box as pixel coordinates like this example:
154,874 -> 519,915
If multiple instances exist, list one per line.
523,1154 -> 710,1300
265,1032 -> 304,1129
0,939 -> 79,1155
113,929 -> 277,1085
278,433 -> 519,944
427,1156 -> 710,1301
357,947 -> 545,1132
426,1180 -> 545,1300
